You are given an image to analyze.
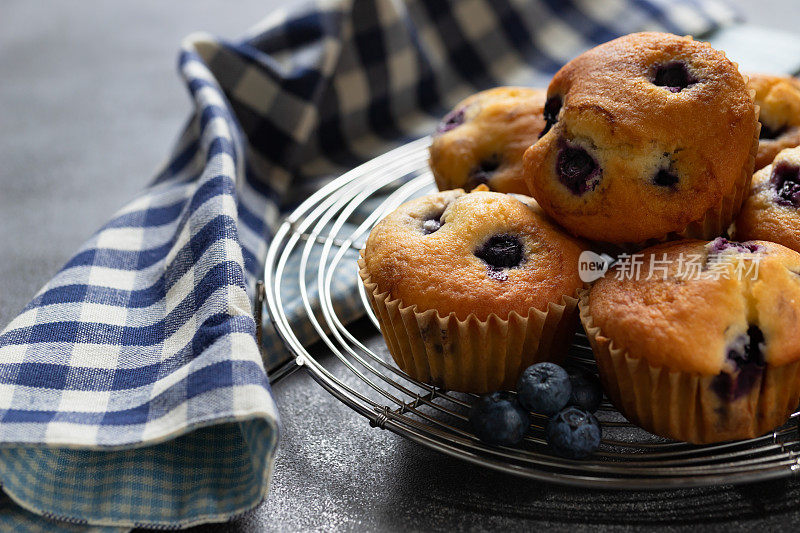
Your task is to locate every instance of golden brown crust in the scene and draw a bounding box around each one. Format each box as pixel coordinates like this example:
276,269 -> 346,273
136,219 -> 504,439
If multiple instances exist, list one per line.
587,239 -> 800,375
524,32 -> 758,244
735,146 -> 800,252
362,190 -> 586,321
429,87 -> 546,195
748,73 -> 800,170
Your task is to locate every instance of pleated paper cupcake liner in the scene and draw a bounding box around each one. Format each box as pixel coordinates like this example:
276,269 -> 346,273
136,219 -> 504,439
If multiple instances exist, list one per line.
359,256 -> 580,393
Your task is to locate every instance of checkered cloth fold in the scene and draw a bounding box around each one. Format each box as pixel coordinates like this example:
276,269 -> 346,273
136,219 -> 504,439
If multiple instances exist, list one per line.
0,0 -> 737,529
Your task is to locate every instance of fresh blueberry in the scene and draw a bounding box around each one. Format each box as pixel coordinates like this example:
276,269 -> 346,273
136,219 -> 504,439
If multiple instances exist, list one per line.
652,61 -> 696,93
567,369 -> 603,413
712,325 -> 765,401
540,95 -> 562,137
466,156 -> 501,191
474,234 -> 524,270
546,406 -> 602,459
653,169 -> 679,188
770,162 -> 800,208
469,392 -> 530,446
436,106 -> 466,134
516,362 -> 571,416
556,143 -> 601,195
760,122 -> 786,140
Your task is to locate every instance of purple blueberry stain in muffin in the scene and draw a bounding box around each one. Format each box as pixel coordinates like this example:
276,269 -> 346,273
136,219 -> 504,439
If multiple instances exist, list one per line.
540,95 -> 562,138
420,325 -> 457,356
435,106 -> 467,135
556,141 -> 601,195
770,162 -> 800,208
475,234 -> 525,279
706,237 -> 765,256
712,325 -> 765,401
652,61 -> 697,93
466,155 -> 501,191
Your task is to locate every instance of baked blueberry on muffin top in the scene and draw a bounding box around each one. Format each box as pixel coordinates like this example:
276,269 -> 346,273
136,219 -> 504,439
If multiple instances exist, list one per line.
359,189 -> 588,393
524,32 -> 759,244
429,87 -> 547,195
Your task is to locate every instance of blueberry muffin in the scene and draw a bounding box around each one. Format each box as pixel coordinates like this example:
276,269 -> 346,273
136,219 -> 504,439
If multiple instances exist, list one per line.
581,238 -> 800,443
749,73 -> 800,170
429,87 -> 547,194
735,146 -> 800,252
524,32 -> 759,245
359,189 -> 586,393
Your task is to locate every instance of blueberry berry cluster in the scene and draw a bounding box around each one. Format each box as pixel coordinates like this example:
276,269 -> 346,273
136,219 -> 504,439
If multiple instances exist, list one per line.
468,362 -> 603,458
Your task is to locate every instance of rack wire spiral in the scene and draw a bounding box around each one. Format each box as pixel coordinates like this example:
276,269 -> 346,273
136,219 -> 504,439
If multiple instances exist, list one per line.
262,136 -> 800,489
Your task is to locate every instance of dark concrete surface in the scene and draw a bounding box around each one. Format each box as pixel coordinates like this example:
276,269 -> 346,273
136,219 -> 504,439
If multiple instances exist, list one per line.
2,1 -> 800,532
211,324 -> 800,533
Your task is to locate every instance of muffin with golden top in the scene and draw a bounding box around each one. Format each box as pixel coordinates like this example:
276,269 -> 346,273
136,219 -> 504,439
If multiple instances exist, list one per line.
580,238 -> 800,443
524,32 -> 759,245
749,73 -> 800,170
359,188 -> 586,393
735,145 -> 800,252
429,87 -> 547,194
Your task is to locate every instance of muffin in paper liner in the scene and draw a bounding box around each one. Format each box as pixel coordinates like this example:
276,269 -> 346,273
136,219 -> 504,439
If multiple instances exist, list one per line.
524,33 -> 760,247
359,257 -> 579,393
357,188 -> 586,394
578,238 -> 800,444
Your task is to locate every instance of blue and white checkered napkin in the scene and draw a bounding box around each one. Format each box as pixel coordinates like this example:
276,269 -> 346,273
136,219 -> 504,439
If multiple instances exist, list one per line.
0,0 -> 737,529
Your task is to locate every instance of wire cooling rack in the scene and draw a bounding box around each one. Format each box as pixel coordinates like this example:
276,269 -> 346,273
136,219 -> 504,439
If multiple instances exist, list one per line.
262,136 -> 800,489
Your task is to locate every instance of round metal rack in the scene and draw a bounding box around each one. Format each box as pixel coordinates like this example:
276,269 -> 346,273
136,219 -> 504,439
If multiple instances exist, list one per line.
263,136 -> 800,489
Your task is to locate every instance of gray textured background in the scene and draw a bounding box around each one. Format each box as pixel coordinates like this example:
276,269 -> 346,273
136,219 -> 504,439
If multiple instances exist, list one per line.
2,1 -> 800,531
